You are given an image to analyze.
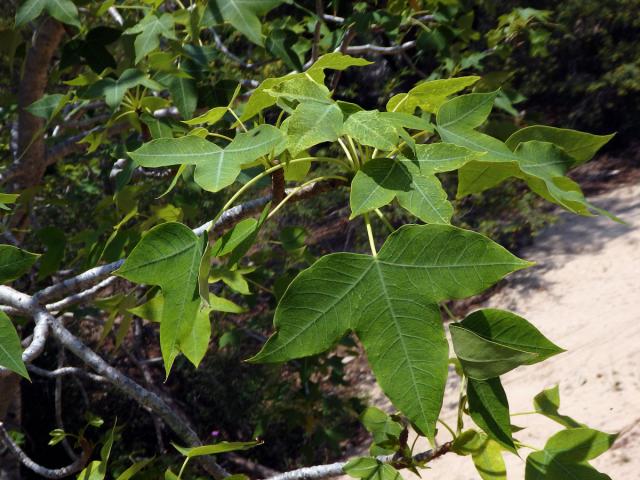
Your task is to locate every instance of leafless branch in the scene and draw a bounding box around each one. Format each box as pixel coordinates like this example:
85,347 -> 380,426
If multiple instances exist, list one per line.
344,40 -> 417,55
27,365 -> 107,383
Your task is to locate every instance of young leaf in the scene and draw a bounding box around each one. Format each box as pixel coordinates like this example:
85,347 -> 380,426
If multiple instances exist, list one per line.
251,225 -> 529,439
343,457 -> 402,480
467,378 -> 516,453
115,459 -> 153,480
83,69 -> 164,109
172,440 -> 260,458
281,102 -> 343,156
453,430 -> 507,480
360,407 -> 403,449
116,223 -> 205,374
211,218 -> 258,258
0,312 -> 29,379
450,308 -> 562,380
533,385 -> 582,428
386,76 -> 480,114
264,76 -> 332,104
0,245 -> 39,284
505,126 -> 614,166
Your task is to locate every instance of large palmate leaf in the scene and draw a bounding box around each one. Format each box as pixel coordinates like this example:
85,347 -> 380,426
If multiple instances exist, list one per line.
124,13 -> 177,64
129,125 -> 283,192
467,378 -> 515,452
505,126 -> 614,166
349,158 -> 453,224
0,312 -> 29,379
251,225 -> 529,439
386,76 -> 480,114
281,102 -> 343,156
0,245 -> 39,284
450,309 -> 563,380
116,223 -> 205,374
15,0 -> 80,28
525,428 -> 616,480
412,143 -> 483,174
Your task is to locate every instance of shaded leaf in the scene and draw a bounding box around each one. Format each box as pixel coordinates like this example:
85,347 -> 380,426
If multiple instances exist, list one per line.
467,378 -> 516,452
450,308 -> 561,380
0,312 -> 29,379
533,385 -> 582,428
0,245 -> 39,284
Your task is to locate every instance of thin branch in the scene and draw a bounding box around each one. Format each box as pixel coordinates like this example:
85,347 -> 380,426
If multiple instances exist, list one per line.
0,422 -> 89,479
344,40 -> 417,55
27,365 -> 107,383
311,0 -> 324,63
263,443 -> 452,480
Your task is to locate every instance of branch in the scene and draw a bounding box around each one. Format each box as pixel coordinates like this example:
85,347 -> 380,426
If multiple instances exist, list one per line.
27,365 -> 107,383
0,287 -> 230,479
344,40 -> 417,55
0,422 -> 89,479
264,443 -> 452,480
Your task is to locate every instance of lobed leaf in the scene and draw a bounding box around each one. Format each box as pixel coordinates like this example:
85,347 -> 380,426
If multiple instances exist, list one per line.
252,225 -> 529,439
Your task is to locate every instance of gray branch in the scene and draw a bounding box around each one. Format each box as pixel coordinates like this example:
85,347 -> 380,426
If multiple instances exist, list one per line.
0,422 -> 89,479
344,40 -> 417,55
263,443 -> 452,480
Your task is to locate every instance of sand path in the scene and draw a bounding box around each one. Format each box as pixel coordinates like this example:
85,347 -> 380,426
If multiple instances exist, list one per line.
381,183 -> 640,479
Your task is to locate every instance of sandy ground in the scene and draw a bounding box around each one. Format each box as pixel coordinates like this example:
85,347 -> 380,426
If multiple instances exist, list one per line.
368,183 -> 640,479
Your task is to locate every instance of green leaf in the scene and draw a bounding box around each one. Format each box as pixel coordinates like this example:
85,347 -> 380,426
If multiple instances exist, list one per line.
128,294 -> 164,323
0,245 -> 39,284
533,385 -> 582,428
308,53 -> 373,75
116,223 -> 205,374
525,428 -> 616,480
213,0 -> 285,46
16,0 -> 81,28
0,312 -> 29,379
453,430 -> 507,480
184,106 -> 228,126
467,378 -> 515,453
343,457 -> 402,480
265,76 -> 332,104
25,94 -> 66,120
386,76 -> 480,114
130,125 -> 283,192
413,143 -> 483,174
450,308 -> 562,380
349,158 -> 452,224
85,69 -> 163,109
251,225 -> 529,439
281,102 -> 343,156
360,407 -> 402,449
544,428 -> 617,463
172,440 -> 260,458
166,76 -> 198,119
115,459 -> 153,480
505,126 -> 614,166
36,227 -> 66,280
239,53 -> 369,122
437,91 -> 498,130
211,218 -> 258,257
124,13 -> 176,64
343,110 -> 399,151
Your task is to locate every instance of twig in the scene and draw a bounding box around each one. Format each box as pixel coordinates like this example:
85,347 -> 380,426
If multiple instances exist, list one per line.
0,422 -> 89,479
344,40 -> 417,55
